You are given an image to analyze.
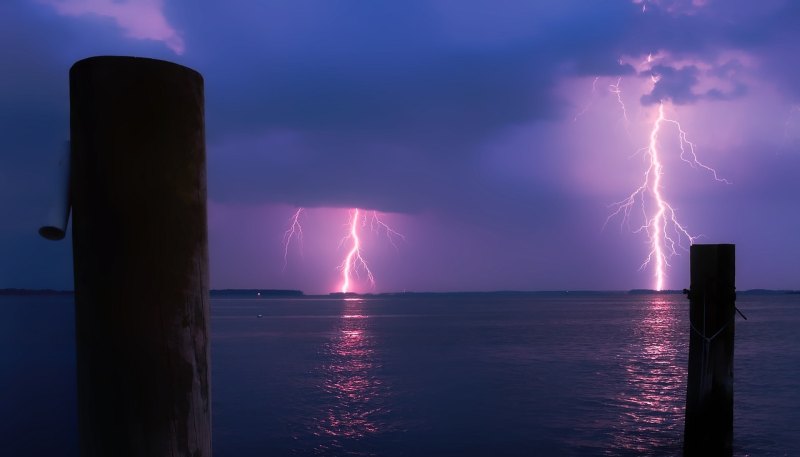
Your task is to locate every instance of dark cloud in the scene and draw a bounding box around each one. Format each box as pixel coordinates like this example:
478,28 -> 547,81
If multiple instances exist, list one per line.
209,48 -> 558,144
641,65 -> 702,105
640,63 -> 748,105
750,2 -> 800,99
148,0 -> 800,292
2,0 -> 799,290
191,1 -> 642,211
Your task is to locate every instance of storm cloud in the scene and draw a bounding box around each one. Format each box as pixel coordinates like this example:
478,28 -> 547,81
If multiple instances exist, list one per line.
1,0 -> 799,292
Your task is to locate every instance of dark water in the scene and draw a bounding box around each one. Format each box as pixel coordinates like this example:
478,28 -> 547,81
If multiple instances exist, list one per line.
2,293 -> 799,456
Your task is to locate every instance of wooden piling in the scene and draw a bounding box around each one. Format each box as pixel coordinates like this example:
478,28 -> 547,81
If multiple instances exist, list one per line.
683,244 -> 735,456
69,56 -> 211,456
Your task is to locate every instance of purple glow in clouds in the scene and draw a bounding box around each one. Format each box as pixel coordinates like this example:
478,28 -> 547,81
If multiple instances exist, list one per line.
3,1 -> 799,292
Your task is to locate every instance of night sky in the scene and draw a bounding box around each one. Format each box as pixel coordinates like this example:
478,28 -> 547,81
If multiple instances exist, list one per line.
2,0 -> 799,294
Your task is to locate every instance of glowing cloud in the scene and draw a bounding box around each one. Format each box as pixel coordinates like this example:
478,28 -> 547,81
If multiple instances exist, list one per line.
40,0 -> 184,54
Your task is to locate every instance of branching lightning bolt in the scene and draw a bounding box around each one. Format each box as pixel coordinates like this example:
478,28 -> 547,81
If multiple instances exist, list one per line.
607,102 -> 729,291
282,208 -> 304,270
609,77 -> 630,125
338,208 -> 406,293
281,207 -> 405,293
574,77 -> 629,131
574,76 -> 600,122
369,210 -> 406,250
339,208 -> 375,293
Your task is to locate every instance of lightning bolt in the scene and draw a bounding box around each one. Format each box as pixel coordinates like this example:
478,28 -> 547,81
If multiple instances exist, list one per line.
633,0 -> 648,13
282,207 -> 304,270
573,77 -> 629,131
338,209 -> 406,293
281,207 -> 405,293
369,210 -> 406,250
339,208 -> 374,294
574,76 -> 600,122
607,101 -> 728,291
609,77 -> 630,125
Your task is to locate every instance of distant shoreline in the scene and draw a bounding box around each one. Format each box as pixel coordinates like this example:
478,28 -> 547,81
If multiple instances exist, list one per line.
211,289 -> 304,297
2,288 -> 797,297
0,288 -> 305,297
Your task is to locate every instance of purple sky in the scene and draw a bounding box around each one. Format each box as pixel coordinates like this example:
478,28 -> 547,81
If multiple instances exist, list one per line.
1,0 -> 799,293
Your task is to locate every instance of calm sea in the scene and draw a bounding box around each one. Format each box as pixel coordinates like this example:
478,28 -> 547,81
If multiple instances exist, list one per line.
1,293 -> 798,456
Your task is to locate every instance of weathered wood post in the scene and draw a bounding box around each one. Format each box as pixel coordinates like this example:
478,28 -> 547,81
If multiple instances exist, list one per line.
70,56 -> 211,456
683,243 -> 735,456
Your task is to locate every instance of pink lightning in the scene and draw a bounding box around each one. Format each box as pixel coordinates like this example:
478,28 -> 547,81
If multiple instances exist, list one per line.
338,209 -> 405,293
339,208 -> 374,293
281,207 -> 404,293
609,77 -> 630,125
574,76 -> 600,122
369,210 -> 406,249
608,102 -> 729,290
282,208 -> 304,270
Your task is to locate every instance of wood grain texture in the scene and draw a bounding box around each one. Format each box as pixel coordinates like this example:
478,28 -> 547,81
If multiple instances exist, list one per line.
70,56 -> 211,457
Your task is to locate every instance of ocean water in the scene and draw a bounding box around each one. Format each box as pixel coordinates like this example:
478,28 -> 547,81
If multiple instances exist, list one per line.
1,293 -> 799,456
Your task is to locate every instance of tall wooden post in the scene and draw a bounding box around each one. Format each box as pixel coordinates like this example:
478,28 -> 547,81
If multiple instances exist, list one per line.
70,56 -> 211,456
683,244 -> 735,456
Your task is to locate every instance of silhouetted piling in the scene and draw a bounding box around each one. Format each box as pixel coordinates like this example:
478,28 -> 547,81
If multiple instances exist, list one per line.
70,56 -> 211,456
683,244 -> 735,456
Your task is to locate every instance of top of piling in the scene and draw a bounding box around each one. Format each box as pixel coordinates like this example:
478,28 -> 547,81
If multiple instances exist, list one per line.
70,56 -> 202,83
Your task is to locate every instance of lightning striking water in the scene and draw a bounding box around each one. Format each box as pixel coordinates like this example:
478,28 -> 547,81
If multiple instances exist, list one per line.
282,208 -> 304,270
282,207 -> 404,293
607,102 -> 728,290
339,209 -> 374,293
338,209 -> 406,293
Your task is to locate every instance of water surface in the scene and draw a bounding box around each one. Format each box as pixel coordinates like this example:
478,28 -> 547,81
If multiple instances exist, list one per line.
1,293 -> 798,456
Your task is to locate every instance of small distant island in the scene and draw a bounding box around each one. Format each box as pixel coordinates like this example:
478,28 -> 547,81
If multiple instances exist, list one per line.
737,289 -> 800,295
627,288 -> 800,296
210,289 -> 304,297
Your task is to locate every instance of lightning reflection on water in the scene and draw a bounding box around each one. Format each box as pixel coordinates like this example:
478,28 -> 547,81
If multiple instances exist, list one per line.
311,298 -> 392,454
